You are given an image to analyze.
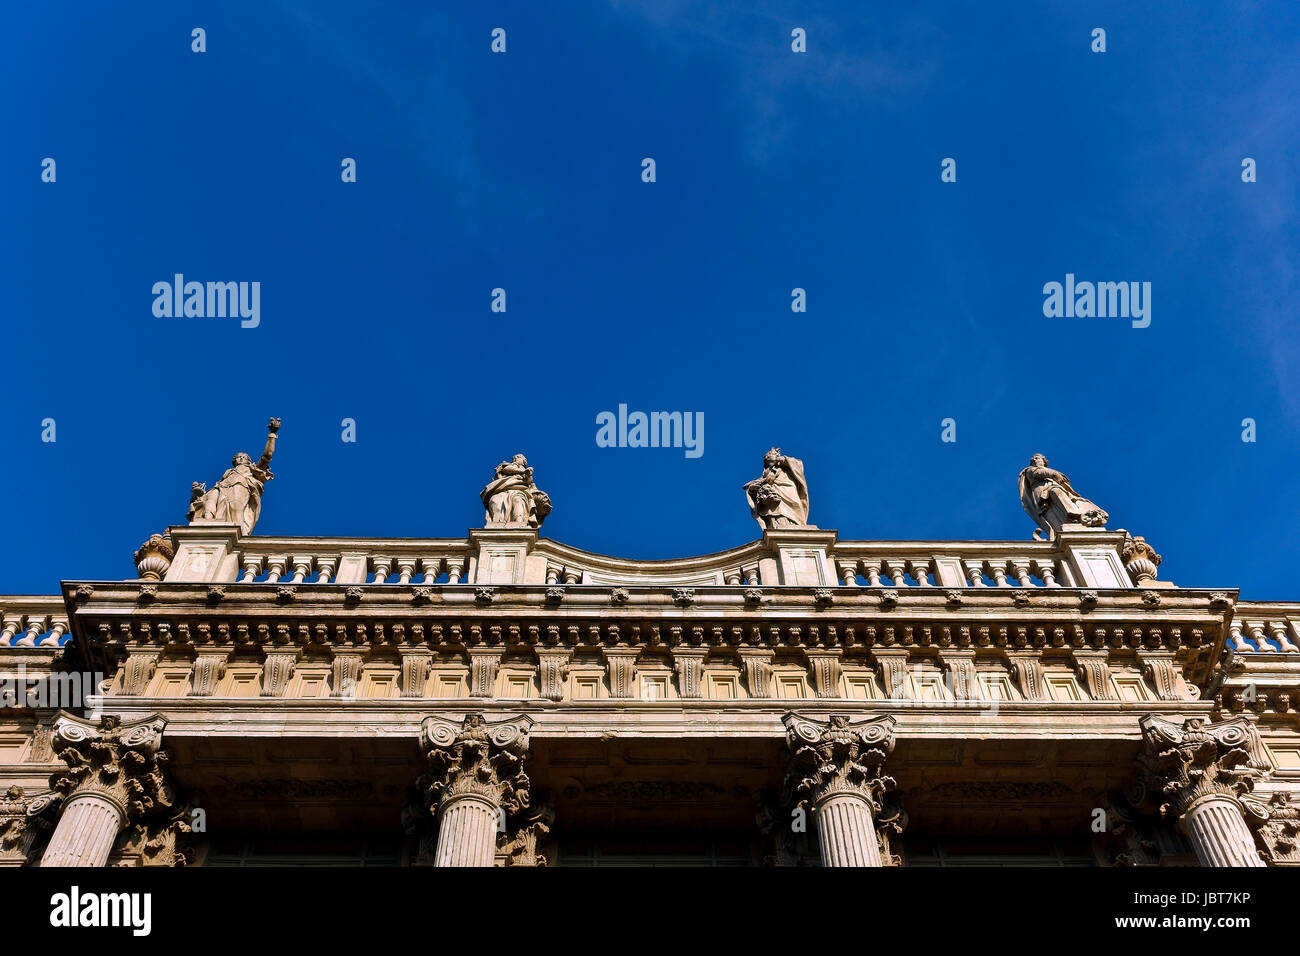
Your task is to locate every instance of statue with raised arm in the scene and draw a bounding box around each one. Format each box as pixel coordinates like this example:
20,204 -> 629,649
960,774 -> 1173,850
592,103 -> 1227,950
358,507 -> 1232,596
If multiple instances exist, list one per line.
1018,453 -> 1108,539
188,418 -> 281,535
744,447 -> 812,529
480,454 -> 552,529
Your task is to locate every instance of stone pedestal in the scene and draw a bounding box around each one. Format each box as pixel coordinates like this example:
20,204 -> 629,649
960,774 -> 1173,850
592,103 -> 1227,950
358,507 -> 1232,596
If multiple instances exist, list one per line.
164,523 -> 242,583
467,529 -> 542,585
764,529 -> 838,587
38,713 -> 172,868
419,714 -> 534,868
783,713 -> 900,868
1136,714 -> 1270,868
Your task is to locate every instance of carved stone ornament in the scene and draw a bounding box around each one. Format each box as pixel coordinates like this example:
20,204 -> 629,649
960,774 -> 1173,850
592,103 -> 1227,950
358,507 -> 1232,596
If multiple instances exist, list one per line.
1245,791 -> 1300,864
480,454 -> 552,529
48,714 -> 175,824
133,534 -> 174,581
417,714 -> 534,818
1122,534 -> 1162,585
1018,453 -> 1108,539
0,786 -> 56,864
188,417 -> 281,535
781,713 -> 899,813
1133,715 -> 1271,820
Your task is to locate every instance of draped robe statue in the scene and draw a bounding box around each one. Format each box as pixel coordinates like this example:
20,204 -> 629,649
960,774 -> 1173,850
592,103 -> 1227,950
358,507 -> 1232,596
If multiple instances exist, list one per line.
744,448 -> 812,529
1018,453 -> 1108,539
480,454 -> 552,529
187,418 -> 280,536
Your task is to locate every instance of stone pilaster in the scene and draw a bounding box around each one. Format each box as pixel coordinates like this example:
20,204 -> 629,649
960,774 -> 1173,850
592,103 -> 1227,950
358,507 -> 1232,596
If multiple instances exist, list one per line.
39,713 -> 173,867
782,713 -> 901,867
1134,715 -> 1270,867
417,714 -> 534,867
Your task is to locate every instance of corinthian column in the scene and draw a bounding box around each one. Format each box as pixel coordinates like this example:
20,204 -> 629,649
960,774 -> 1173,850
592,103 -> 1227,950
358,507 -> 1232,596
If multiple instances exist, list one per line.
1135,715 -> 1269,868
418,714 -> 534,867
40,713 -> 173,867
783,713 -> 902,867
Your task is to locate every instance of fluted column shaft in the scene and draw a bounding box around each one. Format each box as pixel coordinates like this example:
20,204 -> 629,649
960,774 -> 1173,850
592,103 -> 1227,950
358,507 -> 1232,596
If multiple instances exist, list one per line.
816,792 -> 882,867
1183,796 -> 1265,868
40,794 -> 125,868
433,794 -> 500,867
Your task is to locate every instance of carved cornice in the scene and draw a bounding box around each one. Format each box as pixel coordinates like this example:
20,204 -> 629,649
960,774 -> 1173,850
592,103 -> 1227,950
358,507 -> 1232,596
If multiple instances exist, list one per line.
1134,715 -> 1271,820
47,713 -> 174,824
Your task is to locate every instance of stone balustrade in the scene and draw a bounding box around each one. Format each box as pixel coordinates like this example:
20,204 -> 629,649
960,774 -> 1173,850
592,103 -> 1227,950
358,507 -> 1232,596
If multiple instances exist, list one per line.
1225,604 -> 1300,653
0,597 -> 70,648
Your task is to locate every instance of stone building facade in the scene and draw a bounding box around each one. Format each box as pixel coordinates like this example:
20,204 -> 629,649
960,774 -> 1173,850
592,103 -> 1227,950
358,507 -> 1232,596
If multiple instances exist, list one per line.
2,434 -> 1297,867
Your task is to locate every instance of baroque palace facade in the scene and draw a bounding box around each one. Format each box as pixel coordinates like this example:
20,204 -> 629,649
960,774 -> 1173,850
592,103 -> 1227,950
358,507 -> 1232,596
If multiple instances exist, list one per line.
2,423 -> 1299,868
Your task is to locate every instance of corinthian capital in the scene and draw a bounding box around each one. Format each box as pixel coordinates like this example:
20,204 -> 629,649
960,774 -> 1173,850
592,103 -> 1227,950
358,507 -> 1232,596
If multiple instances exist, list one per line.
418,714 -> 534,815
1135,715 -> 1271,819
47,713 -> 174,823
782,713 -> 898,811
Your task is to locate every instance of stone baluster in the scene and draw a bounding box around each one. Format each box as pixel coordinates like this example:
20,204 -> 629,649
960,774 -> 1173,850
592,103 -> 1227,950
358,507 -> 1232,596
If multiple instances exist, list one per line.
290,555 -> 313,584
909,560 -> 933,586
1246,622 -> 1272,653
40,714 -> 173,867
240,556 -> 262,583
863,563 -> 883,587
838,561 -> 860,586
1134,715 -> 1269,868
264,555 -> 287,584
782,714 -> 901,867
989,562 -> 1009,587
16,617 -> 49,648
446,560 -> 466,585
372,558 -> 392,584
963,561 -> 986,587
0,617 -> 22,646
316,557 -> 337,584
882,560 -> 908,587
1036,560 -> 1060,587
397,559 -> 417,585
1228,623 -> 1251,652
418,714 -> 534,867
1269,622 -> 1299,653
40,619 -> 69,647
1010,560 -> 1035,587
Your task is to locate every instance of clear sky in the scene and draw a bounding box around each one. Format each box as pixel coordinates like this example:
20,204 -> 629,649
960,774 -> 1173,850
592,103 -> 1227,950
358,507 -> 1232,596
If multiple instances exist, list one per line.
1,2 -> 1297,597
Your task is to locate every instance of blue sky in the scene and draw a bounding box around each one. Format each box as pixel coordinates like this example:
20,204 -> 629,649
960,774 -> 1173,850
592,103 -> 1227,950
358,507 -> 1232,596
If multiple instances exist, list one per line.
1,1 -> 1297,597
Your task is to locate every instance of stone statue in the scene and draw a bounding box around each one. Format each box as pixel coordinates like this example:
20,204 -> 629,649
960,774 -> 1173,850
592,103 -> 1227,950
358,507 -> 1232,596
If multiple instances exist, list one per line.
187,418 -> 281,536
1018,453 -> 1108,539
744,447 -> 812,529
480,454 -> 552,529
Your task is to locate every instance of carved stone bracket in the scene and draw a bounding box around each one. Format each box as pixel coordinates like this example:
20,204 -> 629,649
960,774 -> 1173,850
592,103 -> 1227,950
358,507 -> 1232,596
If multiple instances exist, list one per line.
467,647 -> 504,698
738,648 -> 775,699
1071,649 -> 1117,701
603,647 -> 640,699
805,649 -> 844,699
672,648 -> 708,699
